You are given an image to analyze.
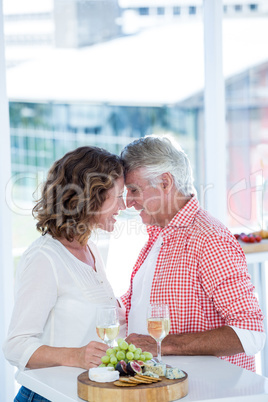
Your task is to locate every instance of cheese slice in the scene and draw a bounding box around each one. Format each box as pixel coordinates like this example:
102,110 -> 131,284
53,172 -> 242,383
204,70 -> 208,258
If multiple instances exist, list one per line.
143,362 -> 166,376
165,367 -> 185,379
88,367 -> 119,383
143,371 -> 160,378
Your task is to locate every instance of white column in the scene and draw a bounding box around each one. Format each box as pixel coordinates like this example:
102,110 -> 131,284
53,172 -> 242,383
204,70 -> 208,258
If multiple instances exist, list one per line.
0,0 -> 15,399
203,0 -> 227,225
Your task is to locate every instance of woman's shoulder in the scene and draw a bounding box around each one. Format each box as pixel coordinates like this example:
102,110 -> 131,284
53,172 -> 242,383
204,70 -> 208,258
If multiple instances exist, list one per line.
24,234 -> 58,255
19,235 -> 63,270
15,235 -> 60,280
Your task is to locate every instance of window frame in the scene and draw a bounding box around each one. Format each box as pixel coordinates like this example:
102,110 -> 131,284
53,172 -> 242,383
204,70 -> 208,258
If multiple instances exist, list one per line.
0,0 -> 15,400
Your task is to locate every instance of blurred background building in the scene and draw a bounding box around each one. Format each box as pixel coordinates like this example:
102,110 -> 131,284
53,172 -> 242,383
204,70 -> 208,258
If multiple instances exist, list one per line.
119,0 -> 268,34
4,0 -> 268,65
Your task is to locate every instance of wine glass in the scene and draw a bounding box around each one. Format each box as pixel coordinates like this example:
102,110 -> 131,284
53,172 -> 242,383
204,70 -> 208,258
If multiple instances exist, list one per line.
96,305 -> 120,347
147,304 -> 170,363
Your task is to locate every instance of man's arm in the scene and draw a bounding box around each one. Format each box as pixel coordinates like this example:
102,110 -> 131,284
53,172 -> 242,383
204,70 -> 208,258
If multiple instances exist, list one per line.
126,326 -> 244,357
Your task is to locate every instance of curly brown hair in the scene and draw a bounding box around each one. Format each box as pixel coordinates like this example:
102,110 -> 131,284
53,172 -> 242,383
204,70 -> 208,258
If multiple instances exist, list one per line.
32,146 -> 124,245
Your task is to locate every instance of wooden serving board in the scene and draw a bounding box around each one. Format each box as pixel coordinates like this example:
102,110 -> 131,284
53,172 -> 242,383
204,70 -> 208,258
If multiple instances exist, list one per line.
77,371 -> 188,402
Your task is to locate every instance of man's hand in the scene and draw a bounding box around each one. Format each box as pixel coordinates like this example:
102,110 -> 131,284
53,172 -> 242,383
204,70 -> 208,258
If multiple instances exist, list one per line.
126,333 -> 157,355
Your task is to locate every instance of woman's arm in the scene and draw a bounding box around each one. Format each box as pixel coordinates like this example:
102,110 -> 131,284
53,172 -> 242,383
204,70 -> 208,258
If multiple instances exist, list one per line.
3,251 -> 59,370
26,341 -> 108,370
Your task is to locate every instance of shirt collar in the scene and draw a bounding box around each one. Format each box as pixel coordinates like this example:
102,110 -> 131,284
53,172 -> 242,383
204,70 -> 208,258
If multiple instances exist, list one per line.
147,195 -> 199,239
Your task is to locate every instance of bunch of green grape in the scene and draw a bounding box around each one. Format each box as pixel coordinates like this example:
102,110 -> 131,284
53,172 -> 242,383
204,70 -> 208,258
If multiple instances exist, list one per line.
99,338 -> 153,367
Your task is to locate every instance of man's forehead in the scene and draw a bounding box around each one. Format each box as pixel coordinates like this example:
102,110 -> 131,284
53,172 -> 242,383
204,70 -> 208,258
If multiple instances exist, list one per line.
125,168 -> 148,187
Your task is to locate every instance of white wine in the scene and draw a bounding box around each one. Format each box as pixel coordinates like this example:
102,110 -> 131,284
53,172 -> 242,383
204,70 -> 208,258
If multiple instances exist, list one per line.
96,324 -> 120,343
147,304 -> 170,362
147,318 -> 170,342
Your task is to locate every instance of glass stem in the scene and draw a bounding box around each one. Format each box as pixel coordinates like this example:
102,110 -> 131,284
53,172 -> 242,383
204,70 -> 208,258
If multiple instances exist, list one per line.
157,340 -> 162,362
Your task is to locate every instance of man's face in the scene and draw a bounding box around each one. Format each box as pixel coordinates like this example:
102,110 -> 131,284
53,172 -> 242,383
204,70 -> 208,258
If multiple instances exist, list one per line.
125,168 -> 166,227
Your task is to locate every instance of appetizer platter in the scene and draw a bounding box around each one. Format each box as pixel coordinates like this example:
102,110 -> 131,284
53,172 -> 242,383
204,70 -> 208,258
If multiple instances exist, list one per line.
77,340 -> 188,402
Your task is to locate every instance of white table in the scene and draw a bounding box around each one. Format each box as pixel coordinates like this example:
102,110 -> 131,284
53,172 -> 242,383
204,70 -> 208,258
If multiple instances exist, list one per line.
16,355 -> 268,402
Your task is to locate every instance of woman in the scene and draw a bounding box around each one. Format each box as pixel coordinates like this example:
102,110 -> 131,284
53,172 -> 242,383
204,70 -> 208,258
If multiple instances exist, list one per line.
3,146 -> 126,402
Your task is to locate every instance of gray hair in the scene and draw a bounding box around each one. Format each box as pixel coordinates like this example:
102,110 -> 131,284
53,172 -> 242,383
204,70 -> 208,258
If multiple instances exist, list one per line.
121,136 -> 195,196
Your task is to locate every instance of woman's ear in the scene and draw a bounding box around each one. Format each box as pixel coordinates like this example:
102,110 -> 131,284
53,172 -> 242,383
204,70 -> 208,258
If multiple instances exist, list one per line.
161,172 -> 174,193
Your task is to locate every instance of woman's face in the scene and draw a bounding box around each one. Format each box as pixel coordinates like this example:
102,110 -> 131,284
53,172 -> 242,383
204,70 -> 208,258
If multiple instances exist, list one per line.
96,176 -> 126,232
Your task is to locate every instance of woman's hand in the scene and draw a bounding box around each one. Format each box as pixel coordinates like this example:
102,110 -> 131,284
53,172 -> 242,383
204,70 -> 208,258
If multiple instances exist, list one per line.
77,341 -> 109,369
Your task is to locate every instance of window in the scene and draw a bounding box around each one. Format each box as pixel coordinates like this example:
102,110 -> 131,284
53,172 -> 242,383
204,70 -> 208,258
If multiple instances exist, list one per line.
234,4 -> 242,12
157,7 -> 165,16
173,6 -> 180,15
222,19 -> 268,232
3,1 -> 268,284
249,4 -> 258,11
138,7 -> 149,16
189,6 -> 196,15
4,0 -> 268,275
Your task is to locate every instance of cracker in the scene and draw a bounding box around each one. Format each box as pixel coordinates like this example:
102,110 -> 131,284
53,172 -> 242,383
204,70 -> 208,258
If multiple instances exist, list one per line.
118,377 -> 134,383
133,376 -> 154,384
135,374 -> 162,382
127,377 -> 143,383
114,381 -> 137,387
128,377 -> 151,384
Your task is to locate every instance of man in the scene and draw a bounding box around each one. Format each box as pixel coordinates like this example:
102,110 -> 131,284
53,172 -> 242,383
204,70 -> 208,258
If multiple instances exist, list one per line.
120,135 -> 265,372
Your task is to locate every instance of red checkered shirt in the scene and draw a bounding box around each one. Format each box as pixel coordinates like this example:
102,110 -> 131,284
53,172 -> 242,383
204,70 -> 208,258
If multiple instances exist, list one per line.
121,196 -> 264,372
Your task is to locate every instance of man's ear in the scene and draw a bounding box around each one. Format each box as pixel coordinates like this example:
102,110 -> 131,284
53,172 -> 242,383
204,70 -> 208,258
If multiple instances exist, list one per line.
161,172 -> 174,193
